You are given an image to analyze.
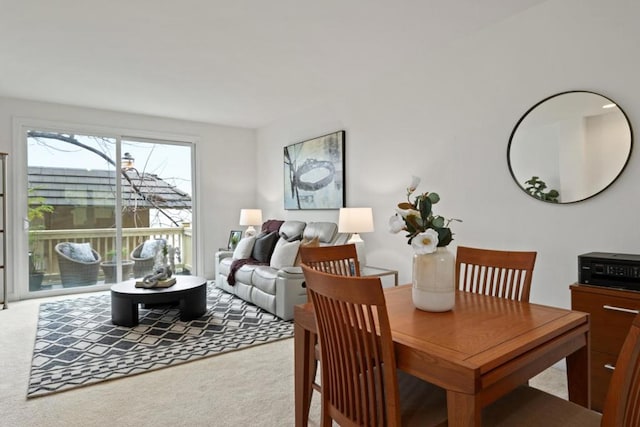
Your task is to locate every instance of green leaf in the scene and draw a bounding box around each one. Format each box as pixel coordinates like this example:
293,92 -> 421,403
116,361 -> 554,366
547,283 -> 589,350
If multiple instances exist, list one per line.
427,192 -> 440,204
432,216 -> 445,228
436,228 -> 453,246
418,197 -> 432,221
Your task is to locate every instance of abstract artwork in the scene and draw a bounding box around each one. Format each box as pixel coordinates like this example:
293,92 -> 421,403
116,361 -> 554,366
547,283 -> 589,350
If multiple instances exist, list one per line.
283,130 -> 345,210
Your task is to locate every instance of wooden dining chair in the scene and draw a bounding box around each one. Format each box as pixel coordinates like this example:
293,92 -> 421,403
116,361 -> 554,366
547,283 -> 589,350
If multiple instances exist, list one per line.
298,244 -> 360,411
301,265 -> 447,427
483,312 -> 640,426
456,246 -> 537,302
299,243 -> 360,276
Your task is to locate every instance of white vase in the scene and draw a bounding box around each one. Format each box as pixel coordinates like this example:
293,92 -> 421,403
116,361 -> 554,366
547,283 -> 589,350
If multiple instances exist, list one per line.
412,246 -> 455,312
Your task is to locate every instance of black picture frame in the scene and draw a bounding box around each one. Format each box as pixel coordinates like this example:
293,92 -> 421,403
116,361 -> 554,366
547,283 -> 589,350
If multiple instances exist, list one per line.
228,230 -> 243,249
283,130 -> 345,210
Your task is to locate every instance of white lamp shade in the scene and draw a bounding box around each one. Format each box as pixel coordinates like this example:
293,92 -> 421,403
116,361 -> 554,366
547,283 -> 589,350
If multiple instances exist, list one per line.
239,209 -> 263,226
338,207 -> 374,234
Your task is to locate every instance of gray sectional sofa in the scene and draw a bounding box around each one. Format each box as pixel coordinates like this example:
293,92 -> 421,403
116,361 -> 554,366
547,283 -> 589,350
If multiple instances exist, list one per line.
215,220 -> 350,320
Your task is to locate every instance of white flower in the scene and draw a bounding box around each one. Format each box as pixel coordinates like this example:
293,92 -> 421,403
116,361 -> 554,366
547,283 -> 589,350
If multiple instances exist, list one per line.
407,176 -> 421,195
388,215 -> 405,233
411,229 -> 439,254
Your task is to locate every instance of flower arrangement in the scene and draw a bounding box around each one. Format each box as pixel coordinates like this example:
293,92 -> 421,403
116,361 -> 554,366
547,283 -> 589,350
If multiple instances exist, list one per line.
389,176 -> 461,255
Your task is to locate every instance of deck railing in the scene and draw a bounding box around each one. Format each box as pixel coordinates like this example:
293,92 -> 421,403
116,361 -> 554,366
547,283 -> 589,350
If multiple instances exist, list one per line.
29,226 -> 193,283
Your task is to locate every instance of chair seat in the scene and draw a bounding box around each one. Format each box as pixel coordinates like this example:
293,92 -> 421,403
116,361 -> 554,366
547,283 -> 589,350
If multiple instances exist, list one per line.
482,386 -> 601,426
398,370 -> 448,427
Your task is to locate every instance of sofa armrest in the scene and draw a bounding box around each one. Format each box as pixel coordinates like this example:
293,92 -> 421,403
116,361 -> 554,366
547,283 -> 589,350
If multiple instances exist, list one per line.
215,251 -> 233,285
275,270 -> 308,321
277,266 -> 303,278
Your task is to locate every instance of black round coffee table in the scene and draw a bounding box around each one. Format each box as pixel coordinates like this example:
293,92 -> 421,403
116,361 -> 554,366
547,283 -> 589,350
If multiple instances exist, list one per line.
111,275 -> 207,326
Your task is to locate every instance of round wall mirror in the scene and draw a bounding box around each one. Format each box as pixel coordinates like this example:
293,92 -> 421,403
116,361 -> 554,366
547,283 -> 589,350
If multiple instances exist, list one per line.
508,91 -> 633,204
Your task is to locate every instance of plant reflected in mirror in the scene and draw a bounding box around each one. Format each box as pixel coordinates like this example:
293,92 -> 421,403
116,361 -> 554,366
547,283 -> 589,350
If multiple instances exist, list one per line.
524,176 -> 559,203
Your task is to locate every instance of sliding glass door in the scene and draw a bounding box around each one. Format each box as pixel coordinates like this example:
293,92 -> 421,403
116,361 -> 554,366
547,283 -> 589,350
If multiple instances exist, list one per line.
26,130 -> 193,294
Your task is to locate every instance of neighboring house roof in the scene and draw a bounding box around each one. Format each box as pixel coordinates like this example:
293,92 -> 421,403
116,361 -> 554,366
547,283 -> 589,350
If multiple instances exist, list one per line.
28,167 -> 192,209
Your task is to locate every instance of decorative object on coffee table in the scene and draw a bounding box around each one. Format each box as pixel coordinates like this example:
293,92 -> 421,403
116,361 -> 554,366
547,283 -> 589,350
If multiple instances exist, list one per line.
135,266 -> 175,288
131,238 -> 166,278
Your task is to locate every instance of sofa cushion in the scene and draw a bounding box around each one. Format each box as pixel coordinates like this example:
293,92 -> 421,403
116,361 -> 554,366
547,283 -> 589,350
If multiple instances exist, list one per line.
140,239 -> 163,259
253,266 -> 278,295
279,220 -> 306,241
233,235 -> 256,260
303,222 -> 338,244
251,231 -> 279,263
60,242 -> 95,262
270,238 -> 301,269
236,263 -> 260,284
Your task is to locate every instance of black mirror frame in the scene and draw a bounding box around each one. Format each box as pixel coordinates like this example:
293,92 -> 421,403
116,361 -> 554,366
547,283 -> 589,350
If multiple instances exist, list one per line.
507,90 -> 634,204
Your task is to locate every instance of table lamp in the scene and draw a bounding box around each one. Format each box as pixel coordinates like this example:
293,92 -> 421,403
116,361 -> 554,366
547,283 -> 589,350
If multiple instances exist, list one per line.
338,207 -> 374,266
239,209 -> 263,237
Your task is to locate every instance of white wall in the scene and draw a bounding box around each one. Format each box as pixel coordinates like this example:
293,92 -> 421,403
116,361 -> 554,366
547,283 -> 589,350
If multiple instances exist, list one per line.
255,0 -> 640,310
0,97 -> 255,299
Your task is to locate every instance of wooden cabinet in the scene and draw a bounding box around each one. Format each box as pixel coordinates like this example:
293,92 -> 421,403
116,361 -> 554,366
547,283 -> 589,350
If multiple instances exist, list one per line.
570,283 -> 640,411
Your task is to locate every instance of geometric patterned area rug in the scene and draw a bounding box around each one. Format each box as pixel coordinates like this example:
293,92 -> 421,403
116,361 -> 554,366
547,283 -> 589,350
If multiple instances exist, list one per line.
27,283 -> 293,398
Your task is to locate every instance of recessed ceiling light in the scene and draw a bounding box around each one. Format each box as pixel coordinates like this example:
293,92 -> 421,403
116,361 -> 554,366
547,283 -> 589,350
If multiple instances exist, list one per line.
602,103 -> 617,109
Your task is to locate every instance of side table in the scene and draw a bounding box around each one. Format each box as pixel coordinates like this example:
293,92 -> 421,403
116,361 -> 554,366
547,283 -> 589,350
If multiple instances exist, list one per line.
361,266 -> 399,287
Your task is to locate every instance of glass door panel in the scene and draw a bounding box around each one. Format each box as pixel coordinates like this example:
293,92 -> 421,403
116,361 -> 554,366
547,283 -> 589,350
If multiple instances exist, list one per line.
121,139 -> 193,278
27,131 -> 117,291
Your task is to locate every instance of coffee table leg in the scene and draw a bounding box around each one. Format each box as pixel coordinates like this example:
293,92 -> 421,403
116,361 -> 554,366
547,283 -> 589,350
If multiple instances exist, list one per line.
179,285 -> 207,321
111,292 -> 138,326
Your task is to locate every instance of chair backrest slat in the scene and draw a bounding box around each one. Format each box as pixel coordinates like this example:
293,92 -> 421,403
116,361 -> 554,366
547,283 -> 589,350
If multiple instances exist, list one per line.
456,246 -> 537,302
299,244 -> 360,277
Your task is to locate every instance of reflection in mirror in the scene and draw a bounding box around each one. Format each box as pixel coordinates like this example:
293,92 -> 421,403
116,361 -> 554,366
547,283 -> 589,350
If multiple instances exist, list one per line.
508,91 -> 633,204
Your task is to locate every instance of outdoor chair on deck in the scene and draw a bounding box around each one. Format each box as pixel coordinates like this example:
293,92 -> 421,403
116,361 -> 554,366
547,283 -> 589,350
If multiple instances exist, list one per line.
55,242 -> 102,287
301,266 -> 447,426
456,245 -> 537,302
131,238 -> 166,278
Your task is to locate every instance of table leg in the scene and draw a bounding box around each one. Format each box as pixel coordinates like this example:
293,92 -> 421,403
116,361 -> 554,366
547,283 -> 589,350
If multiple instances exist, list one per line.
179,285 -> 207,321
447,390 -> 481,426
295,322 -> 312,427
111,293 -> 138,326
566,329 -> 590,408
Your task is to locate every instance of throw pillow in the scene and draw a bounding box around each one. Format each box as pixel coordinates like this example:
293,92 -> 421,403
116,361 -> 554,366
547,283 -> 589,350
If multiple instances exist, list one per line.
140,240 -> 162,259
232,236 -> 256,260
270,238 -> 302,269
68,242 -> 95,262
251,231 -> 279,263
294,236 -> 320,266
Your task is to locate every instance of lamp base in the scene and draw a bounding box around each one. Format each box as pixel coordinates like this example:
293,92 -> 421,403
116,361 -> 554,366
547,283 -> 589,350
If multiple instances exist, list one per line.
244,226 -> 257,237
347,234 -> 367,267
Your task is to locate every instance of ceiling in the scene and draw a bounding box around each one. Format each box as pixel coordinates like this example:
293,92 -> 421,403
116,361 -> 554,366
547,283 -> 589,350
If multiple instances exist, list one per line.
0,0 -> 547,128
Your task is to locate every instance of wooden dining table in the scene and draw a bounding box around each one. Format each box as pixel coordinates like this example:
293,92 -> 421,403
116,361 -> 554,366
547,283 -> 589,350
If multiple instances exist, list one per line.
294,284 -> 590,427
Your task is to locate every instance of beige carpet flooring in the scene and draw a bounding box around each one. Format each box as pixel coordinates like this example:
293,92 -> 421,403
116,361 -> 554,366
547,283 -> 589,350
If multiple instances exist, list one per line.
0,291 -> 567,426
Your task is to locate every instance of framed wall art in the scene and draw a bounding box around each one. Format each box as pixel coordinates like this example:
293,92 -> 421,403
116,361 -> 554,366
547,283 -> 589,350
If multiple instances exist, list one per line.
284,130 -> 345,210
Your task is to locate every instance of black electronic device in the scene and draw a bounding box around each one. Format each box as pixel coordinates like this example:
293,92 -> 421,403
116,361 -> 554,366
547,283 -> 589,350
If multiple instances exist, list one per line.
578,252 -> 640,291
